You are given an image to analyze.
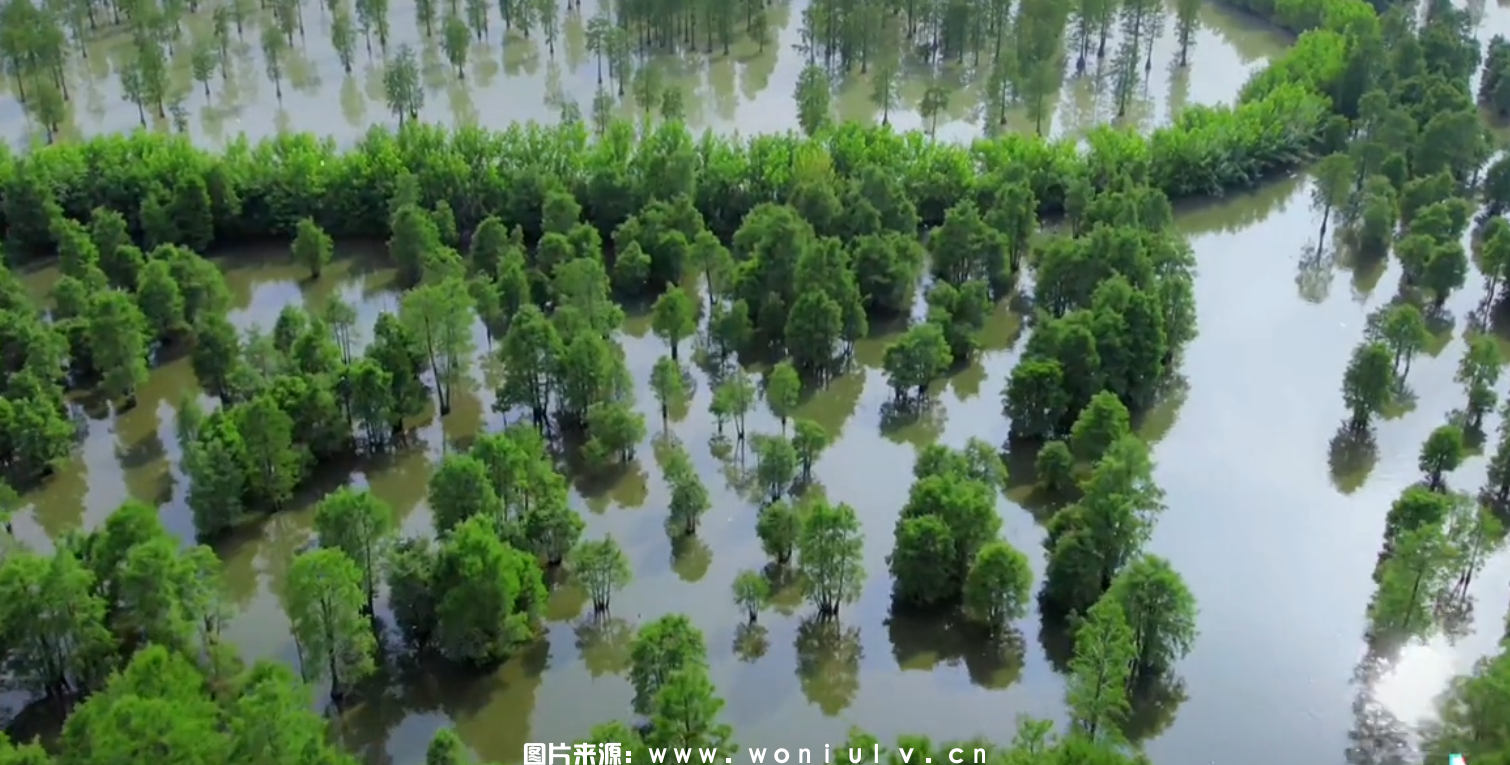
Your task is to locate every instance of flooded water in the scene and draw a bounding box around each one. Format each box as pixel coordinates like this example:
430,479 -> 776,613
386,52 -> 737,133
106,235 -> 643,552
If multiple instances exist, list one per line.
7,1 -> 1510,765
0,0 -> 1287,146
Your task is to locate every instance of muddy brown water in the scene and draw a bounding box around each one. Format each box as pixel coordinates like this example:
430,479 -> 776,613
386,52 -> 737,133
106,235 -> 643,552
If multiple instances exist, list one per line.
7,2 -> 1510,765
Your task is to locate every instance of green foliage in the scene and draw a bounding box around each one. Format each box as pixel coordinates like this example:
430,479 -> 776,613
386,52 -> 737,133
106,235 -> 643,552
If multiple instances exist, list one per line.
568,535 -> 632,613
628,613 -> 708,717
962,540 -> 1034,632
430,515 -> 545,665
797,495 -> 866,617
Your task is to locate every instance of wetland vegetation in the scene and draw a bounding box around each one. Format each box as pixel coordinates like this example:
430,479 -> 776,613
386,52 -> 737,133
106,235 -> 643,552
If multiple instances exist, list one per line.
2,0 -> 1510,763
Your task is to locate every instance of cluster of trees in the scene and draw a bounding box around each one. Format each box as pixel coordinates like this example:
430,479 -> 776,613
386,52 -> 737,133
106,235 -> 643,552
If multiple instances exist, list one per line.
1327,0 -> 1486,434
886,440 -> 1034,636
1001,181 -> 1195,442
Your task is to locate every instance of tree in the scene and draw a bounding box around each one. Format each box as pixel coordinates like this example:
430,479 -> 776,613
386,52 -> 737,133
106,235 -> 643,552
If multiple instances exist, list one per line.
793,64 -> 830,136
285,548 -> 377,701
918,83 -> 951,139
236,395 -> 304,509
442,14 -> 469,76
1070,392 -> 1132,463
1035,441 -> 1075,492
135,259 -> 185,341
962,540 -> 1034,632
86,289 -> 149,406
651,285 -> 697,360
291,217 -> 333,279
186,414 -> 249,539
401,276 -> 475,415
190,38 -> 217,98
431,515 -> 544,664
649,355 -> 686,425
1368,522 -> 1453,641
711,369 -> 756,440
647,664 -> 736,752
383,44 -> 423,125
313,487 -> 396,615
765,361 -> 801,431
797,497 -> 865,618
756,500 -> 800,565
752,434 -> 797,503
331,10 -> 357,72
429,453 -> 504,534
1377,303 -> 1428,378
629,614 -> 708,716
888,514 -> 957,608
668,468 -> 711,535
1310,152 -> 1356,246
881,322 -> 952,404
1106,555 -> 1198,679
260,25 -> 286,100
791,418 -> 829,484
1342,341 -> 1394,430
1065,596 -> 1136,742
732,570 -> 769,623
1419,424 -> 1465,492
568,536 -> 632,614
1455,334 -> 1500,429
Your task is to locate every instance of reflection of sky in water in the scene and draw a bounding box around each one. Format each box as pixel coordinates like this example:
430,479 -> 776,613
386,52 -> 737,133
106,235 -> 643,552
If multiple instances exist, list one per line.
1373,639 -> 1458,726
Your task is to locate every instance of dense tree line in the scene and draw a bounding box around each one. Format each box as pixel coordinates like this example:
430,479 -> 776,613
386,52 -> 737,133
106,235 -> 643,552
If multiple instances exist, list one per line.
1329,0 -> 1488,439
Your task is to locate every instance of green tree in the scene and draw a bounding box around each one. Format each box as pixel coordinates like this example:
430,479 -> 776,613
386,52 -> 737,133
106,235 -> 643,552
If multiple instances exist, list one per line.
881,322 -> 952,405
1377,303 -> 1428,378
649,355 -> 686,425
442,14 -> 469,76
291,217 -> 333,279
236,395 -> 304,509
756,500 -> 800,565
1106,555 -> 1198,679
791,418 -> 829,484
568,535 -> 632,614
86,289 -> 149,406
285,548 -> 377,702
629,614 -> 708,716
1070,391 -> 1132,463
888,514 -> 957,607
313,487 -> 396,615
752,434 -> 797,503
1035,441 -> 1075,492
1455,334 -> 1500,429
1419,424 -> 1465,492
429,453 -> 504,534
432,515 -> 544,664
765,360 -> 801,432
331,10 -> 357,72
962,540 -> 1034,632
732,569 -> 770,623
186,413 -> 249,538
401,276 -> 475,416
793,64 -> 830,136
711,369 -> 756,439
797,497 -> 865,618
1065,596 -> 1136,742
646,665 -> 735,752
260,24 -> 286,100
383,44 -> 423,125
651,284 -> 697,360
668,466 -> 712,535
1342,341 -> 1394,430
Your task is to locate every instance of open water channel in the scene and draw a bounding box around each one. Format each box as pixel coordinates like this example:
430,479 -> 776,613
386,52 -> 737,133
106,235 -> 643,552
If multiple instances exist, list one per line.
3,1 -> 1510,765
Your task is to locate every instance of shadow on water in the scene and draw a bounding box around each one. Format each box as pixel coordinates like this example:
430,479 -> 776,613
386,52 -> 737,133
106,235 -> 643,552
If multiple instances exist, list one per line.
885,606 -> 1026,691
